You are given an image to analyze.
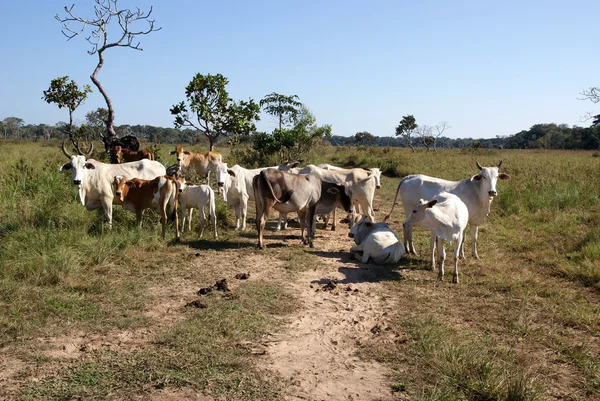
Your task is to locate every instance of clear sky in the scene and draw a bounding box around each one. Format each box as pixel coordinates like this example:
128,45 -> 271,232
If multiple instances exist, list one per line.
1,0 -> 599,139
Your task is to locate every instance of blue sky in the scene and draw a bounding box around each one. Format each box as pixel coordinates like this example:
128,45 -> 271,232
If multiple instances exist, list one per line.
1,0 -> 599,139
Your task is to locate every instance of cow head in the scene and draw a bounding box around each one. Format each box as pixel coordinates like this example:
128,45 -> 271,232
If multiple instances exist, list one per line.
368,168 -> 382,189
169,146 -> 190,164
326,183 -> 354,214
60,142 -> 95,187
348,215 -> 374,243
114,146 -> 124,163
471,160 -> 511,197
403,198 -> 438,230
214,162 -> 236,200
113,175 -> 127,202
174,176 -> 187,193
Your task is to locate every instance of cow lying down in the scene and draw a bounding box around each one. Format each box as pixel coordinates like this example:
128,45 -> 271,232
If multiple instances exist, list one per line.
348,216 -> 405,264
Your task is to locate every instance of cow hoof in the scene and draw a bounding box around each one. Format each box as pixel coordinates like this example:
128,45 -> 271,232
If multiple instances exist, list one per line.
437,275 -> 444,281
452,277 -> 459,284
331,226 -> 336,231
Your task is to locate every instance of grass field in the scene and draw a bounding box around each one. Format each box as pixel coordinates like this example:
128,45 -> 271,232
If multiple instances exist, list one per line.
1,140 -> 599,400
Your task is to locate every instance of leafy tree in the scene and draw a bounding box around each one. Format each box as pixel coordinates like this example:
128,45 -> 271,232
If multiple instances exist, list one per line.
249,105 -> 331,164
354,131 -> 376,144
170,73 -> 260,151
2,117 -> 25,139
259,93 -> 303,131
42,76 -> 92,149
395,114 -> 418,152
56,0 -> 160,143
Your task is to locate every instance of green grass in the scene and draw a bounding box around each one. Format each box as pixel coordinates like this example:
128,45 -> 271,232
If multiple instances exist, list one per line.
1,141 -> 599,399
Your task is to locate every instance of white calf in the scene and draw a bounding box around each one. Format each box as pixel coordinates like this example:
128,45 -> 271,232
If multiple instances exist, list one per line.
179,183 -> 217,238
348,215 -> 405,264
403,193 -> 468,283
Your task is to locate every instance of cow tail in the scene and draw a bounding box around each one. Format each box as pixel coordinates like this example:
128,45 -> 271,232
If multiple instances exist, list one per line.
383,176 -> 409,222
261,170 -> 293,203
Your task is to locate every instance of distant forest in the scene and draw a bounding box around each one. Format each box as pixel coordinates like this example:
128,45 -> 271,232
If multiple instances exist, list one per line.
1,117 -> 599,150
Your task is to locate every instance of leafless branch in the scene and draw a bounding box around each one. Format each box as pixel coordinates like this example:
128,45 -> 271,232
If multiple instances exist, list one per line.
434,121 -> 451,138
579,87 -> 600,103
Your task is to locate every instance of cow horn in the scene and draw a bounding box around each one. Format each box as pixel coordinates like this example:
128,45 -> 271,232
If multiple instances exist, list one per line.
476,161 -> 483,170
75,142 -> 94,157
61,142 -> 73,158
497,160 -> 503,169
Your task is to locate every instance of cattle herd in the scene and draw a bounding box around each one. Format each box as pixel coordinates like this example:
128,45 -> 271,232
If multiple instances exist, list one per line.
59,141 -> 511,283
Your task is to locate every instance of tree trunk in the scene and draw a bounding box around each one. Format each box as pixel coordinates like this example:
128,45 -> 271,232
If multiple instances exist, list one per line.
409,144 -> 416,152
90,49 -> 117,140
208,135 -> 214,151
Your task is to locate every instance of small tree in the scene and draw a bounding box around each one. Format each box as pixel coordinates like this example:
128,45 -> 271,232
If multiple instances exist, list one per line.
170,73 -> 260,151
260,93 -> 302,131
354,131 -> 376,144
42,76 -> 92,150
395,114 -> 417,152
56,0 -> 161,146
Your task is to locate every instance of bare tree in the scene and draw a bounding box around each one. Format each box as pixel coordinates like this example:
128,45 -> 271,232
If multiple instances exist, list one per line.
416,125 -> 433,151
580,87 -> 600,126
432,121 -> 451,152
56,0 -> 161,148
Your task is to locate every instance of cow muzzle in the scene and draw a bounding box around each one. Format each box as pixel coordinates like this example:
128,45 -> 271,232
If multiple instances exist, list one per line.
488,190 -> 497,197
73,180 -> 81,186
217,182 -> 224,188
348,232 -> 355,238
376,185 -> 381,189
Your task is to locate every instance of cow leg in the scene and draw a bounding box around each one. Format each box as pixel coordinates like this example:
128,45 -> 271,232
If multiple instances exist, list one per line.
330,209 -> 336,231
241,195 -> 248,230
437,236 -> 446,281
471,225 -> 480,259
187,208 -> 193,232
198,205 -> 206,238
298,210 -> 308,245
429,231 -> 437,270
350,243 -> 364,255
212,207 -> 218,239
256,196 -> 270,250
159,204 -> 168,239
276,212 -> 287,231
205,171 -> 211,186
452,233 -> 463,284
306,206 -> 317,248
100,198 -> 113,229
135,209 -> 143,229
403,224 -> 416,254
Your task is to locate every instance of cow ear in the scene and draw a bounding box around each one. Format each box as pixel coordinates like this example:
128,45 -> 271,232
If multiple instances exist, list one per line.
426,200 -> 438,208
60,163 -> 72,171
327,187 -> 340,194
184,151 -> 191,155
471,174 -> 483,181
169,150 -> 176,155
227,169 -> 236,177
499,173 -> 511,180
85,163 -> 95,169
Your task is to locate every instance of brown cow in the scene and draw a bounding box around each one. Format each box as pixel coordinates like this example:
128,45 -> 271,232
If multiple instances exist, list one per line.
169,146 -> 223,185
114,145 -> 155,163
113,175 -> 184,239
252,168 -> 354,249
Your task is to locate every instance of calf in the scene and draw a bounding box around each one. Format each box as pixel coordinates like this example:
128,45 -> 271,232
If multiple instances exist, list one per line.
348,215 -> 405,264
403,193 -> 468,283
113,175 -> 182,239
179,182 -> 218,238
114,145 -> 155,162
253,168 -> 353,249
170,146 -> 223,185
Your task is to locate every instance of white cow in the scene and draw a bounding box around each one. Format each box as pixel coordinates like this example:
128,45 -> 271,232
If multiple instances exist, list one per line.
59,143 -> 166,227
403,193 -> 469,283
385,161 -> 511,259
297,165 -> 381,226
214,162 -> 301,230
178,181 -> 217,238
348,215 -> 405,264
